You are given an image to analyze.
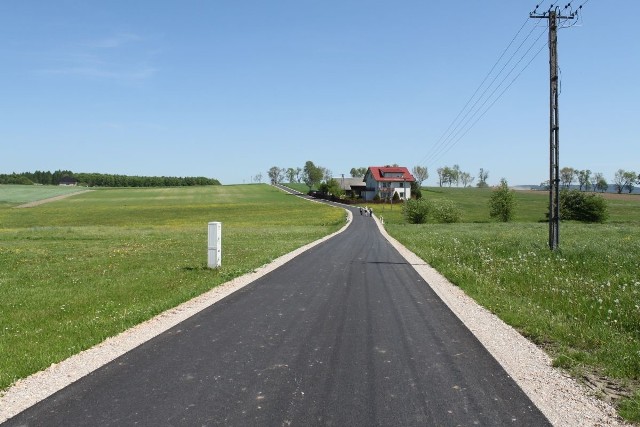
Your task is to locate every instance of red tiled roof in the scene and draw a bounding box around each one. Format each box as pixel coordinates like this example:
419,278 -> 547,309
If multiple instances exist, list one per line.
367,166 -> 415,183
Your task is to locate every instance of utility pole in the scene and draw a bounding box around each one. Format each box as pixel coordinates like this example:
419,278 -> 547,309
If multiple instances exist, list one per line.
530,3 -> 580,250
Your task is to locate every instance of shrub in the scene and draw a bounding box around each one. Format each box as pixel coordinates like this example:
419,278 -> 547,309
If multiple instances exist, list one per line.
411,182 -> 422,199
403,199 -> 430,224
373,193 -> 381,202
560,189 -> 608,223
392,192 -> 400,202
489,179 -> 516,222
431,199 -> 461,223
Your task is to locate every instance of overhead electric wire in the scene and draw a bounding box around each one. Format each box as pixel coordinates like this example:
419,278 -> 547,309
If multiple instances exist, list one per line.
418,1 -> 590,171
416,17 -> 532,167
433,42 -> 549,161
421,21 -> 544,164
418,1 -> 550,167
420,23 -> 548,167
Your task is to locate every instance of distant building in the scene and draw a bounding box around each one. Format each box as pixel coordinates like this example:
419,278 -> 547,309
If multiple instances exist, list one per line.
59,177 -> 78,186
363,166 -> 415,201
335,176 -> 366,198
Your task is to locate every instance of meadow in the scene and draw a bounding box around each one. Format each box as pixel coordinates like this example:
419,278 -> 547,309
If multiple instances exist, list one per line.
0,184 -> 86,206
380,187 -> 640,421
0,184 -> 345,392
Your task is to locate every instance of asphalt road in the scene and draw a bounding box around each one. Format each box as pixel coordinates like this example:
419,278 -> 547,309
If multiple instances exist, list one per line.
4,195 -> 550,426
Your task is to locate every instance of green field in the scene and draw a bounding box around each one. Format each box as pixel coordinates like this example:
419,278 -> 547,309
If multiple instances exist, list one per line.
0,184 -> 87,207
374,186 -> 640,224
0,184 -> 345,392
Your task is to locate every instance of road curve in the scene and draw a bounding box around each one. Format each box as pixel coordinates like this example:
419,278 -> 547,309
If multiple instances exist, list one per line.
3,191 -> 550,426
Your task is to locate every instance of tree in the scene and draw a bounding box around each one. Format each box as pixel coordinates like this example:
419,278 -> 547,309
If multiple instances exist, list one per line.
577,169 -> 591,192
303,161 -> 323,191
286,167 -> 296,183
253,172 -> 263,183
613,169 -> 625,194
451,164 -> 461,187
593,172 -> 608,193
411,165 -> 428,186
324,168 -> 333,182
460,172 -> 474,187
328,178 -> 344,198
350,167 -> 367,178
442,166 -> 455,187
489,178 -> 516,222
623,170 -> 637,193
436,168 -> 444,187
560,167 -> 575,188
477,168 -> 489,188
613,169 -> 636,194
268,166 -> 283,184
318,178 -> 344,199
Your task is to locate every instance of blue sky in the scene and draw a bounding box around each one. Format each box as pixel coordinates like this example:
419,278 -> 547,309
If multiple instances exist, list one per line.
1,1 -> 638,186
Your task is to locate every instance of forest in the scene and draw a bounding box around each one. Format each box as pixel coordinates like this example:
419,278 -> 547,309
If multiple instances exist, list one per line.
0,170 -> 221,187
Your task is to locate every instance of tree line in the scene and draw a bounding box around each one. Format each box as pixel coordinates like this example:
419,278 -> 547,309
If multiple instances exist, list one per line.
0,170 -> 221,187
433,165 -> 490,188
541,167 -> 640,194
265,162 -> 337,194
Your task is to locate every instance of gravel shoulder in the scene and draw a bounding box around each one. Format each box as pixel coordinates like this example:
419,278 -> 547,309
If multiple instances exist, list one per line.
0,200 -> 627,426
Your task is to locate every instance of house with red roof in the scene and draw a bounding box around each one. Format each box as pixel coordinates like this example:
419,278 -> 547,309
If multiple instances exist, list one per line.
363,166 -> 415,201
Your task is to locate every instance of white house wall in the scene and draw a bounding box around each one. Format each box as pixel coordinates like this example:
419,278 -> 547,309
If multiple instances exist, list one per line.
363,180 -> 411,201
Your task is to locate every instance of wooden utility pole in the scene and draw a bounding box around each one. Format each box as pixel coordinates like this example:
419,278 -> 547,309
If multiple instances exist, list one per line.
530,5 -> 578,250
548,10 -> 560,250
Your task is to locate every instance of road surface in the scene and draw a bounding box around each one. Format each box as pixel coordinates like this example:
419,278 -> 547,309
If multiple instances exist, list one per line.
3,195 -> 550,426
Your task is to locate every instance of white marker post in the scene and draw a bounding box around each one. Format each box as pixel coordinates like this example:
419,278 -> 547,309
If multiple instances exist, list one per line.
208,222 -> 221,268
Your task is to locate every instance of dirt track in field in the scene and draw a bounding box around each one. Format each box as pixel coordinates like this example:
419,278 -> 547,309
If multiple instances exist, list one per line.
14,190 -> 92,208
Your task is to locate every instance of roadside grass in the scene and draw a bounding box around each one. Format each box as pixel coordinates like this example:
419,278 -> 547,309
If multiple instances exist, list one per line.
384,187 -> 640,422
0,184 -> 344,391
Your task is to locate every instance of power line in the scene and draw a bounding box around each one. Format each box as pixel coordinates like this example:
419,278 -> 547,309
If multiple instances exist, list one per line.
418,2 -> 590,174
419,18 -> 548,168
416,17 -> 532,166
434,42 -> 548,162
431,38 -> 548,167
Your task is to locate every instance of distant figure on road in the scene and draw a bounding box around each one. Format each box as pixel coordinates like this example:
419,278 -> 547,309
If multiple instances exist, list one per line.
369,207 -> 373,217
359,207 -> 362,215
